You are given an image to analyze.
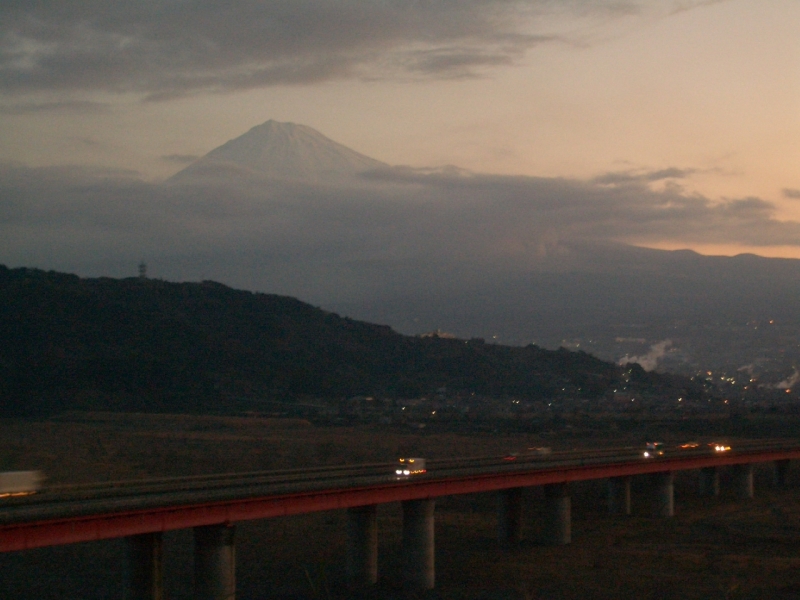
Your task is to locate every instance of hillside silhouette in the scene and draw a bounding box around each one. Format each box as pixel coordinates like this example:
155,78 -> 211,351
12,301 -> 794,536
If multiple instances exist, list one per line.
0,265 -> 701,417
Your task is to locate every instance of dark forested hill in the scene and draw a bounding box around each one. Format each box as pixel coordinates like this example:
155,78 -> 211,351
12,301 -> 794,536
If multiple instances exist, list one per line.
0,266 -> 700,416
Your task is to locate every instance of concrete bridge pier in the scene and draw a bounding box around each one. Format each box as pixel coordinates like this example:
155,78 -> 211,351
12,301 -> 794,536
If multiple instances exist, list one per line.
497,487 -> 523,548
123,532 -> 163,600
194,524 -> 236,600
653,472 -> 674,517
699,466 -> 720,497
607,476 -> 631,515
402,498 -> 435,591
346,505 -> 378,587
733,464 -> 754,499
774,459 -> 790,489
541,483 -> 571,545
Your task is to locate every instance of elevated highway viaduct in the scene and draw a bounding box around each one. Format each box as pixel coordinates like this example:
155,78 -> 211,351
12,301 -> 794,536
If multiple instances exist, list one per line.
1,440 -> 798,598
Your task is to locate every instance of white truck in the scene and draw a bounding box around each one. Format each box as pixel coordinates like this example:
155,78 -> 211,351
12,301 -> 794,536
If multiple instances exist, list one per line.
0,471 -> 44,497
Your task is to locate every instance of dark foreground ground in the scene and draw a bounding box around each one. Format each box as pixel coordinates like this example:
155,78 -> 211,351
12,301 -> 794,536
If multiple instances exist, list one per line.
3,412 -> 800,599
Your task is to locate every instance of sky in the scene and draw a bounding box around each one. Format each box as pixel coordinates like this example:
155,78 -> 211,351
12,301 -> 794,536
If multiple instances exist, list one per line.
2,0 -> 800,293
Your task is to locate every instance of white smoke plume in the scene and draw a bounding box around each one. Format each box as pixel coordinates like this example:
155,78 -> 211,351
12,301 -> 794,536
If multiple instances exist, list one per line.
775,369 -> 800,391
619,340 -> 672,372
737,364 -> 755,375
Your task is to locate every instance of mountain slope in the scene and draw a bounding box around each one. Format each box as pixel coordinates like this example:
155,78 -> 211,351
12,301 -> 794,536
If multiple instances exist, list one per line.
169,120 -> 388,184
0,265 -> 701,417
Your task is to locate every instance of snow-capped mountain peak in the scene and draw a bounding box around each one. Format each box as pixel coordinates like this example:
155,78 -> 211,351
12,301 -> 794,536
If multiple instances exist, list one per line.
169,120 -> 388,184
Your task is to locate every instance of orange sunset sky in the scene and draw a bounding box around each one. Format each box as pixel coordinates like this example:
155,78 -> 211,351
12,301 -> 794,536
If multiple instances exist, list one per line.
2,0 -> 799,259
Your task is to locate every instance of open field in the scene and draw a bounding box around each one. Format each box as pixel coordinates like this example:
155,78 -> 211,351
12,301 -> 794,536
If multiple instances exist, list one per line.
2,413 -> 800,599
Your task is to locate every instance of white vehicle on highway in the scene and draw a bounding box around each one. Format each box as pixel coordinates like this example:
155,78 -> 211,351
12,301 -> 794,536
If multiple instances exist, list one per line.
643,442 -> 665,458
0,471 -> 44,498
395,458 -> 426,477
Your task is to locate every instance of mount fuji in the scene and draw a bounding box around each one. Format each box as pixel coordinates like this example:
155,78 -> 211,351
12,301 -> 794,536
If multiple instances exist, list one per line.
158,119 -> 800,379
169,120 -> 389,184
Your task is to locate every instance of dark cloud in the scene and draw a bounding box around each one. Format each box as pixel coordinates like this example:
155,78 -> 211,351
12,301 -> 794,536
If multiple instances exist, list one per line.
2,161 -> 799,304
668,0 -> 731,17
397,32 -> 556,78
0,100 -> 110,114
593,167 -> 697,185
0,1 -> 718,100
783,188 -> 800,200
644,167 -> 697,181
400,48 -> 516,79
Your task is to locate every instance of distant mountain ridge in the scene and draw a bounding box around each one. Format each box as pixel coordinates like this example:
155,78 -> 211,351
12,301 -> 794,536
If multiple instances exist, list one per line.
169,120 -> 389,184
328,241 -> 800,377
